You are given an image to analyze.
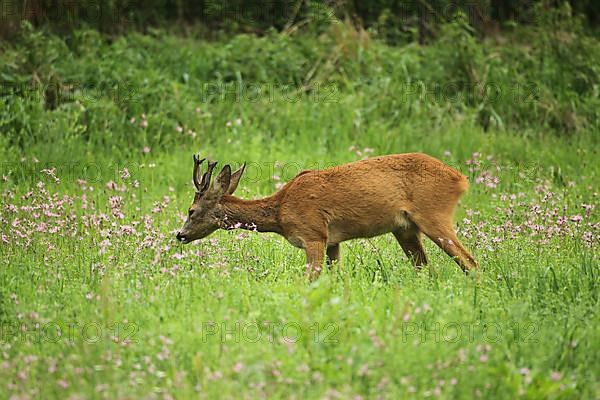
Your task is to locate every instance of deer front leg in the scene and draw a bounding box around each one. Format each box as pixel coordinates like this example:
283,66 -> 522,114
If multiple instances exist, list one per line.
304,241 -> 325,280
326,244 -> 340,266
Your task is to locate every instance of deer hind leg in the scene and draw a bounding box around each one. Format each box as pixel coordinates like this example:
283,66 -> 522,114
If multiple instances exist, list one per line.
304,241 -> 325,280
393,229 -> 428,270
326,244 -> 340,266
410,215 -> 479,272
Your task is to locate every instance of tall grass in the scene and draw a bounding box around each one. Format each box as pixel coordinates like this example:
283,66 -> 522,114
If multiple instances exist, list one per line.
0,13 -> 598,399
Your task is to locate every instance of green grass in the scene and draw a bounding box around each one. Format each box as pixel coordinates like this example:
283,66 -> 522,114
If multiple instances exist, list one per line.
0,21 -> 599,399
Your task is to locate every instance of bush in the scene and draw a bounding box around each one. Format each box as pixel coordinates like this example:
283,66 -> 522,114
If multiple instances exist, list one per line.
1,7 -> 598,161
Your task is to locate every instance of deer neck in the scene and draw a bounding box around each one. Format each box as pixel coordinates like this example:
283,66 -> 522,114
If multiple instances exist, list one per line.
220,194 -> 283,234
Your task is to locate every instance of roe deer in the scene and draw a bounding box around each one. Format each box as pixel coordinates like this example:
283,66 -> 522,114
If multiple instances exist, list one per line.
176,153 -> 479,278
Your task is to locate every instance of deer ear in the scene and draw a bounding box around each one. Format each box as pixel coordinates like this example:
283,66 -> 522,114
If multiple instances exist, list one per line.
213,165 -> 231,195
227,162 -> 246,195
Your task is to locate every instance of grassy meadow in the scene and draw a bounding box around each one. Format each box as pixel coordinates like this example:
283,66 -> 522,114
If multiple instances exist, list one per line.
0,15 -> 599,399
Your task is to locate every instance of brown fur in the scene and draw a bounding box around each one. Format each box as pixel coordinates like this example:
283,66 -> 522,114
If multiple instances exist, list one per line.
177,153 -> 479,278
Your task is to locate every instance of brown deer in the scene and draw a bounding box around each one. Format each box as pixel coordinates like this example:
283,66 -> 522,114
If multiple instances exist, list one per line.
176,153 -> 479,278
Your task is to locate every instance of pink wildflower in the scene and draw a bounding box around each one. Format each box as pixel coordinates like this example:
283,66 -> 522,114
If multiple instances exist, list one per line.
233,362 -> 244,373
550,371 -> 562,381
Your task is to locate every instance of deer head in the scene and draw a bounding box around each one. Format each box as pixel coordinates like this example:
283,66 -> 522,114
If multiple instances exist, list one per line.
176,155 -> 246,243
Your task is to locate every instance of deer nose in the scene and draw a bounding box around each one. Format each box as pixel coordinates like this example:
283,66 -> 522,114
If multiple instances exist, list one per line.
176,232 -> 185,242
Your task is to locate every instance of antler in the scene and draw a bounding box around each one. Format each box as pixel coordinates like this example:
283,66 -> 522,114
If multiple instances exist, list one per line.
200,160 -> 218,193
193,155 -> 206,191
